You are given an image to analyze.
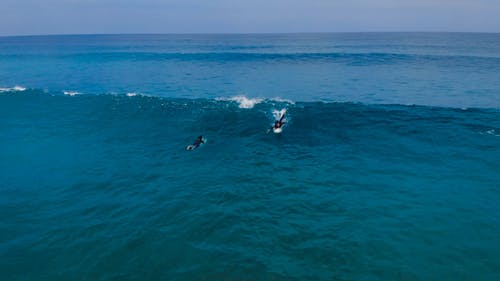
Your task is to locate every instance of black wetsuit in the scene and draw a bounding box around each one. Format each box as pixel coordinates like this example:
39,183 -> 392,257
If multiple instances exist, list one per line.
273,114 -> 286,129
192,137 -> 204,148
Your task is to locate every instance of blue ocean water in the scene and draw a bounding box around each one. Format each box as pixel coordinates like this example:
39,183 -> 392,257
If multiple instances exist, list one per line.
1,33 -> 500,280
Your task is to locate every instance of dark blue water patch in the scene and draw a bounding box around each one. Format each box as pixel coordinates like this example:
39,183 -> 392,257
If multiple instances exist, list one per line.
1,92 -> 500,280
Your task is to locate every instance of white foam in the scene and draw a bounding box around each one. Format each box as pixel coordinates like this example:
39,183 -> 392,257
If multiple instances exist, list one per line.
13,86 -> 26,91
486,129 -> 499,137
63,91 -> 81,96
218,96 -> 263,109
272,108 -> 287,121
0,86 -> 26,92
126,92 -> 151,97
270,97 -> 295,104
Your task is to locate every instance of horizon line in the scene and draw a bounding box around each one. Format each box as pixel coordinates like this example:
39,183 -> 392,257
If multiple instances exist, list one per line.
1,31 -> 500,38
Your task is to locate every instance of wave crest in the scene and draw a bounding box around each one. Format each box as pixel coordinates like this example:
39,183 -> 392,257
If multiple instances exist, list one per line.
217,96 -> 263,109
63,91 -> 82,96
0,86 -> 27,92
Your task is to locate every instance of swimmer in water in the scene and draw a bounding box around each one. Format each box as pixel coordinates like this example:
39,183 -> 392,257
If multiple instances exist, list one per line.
187,135 -> 205,150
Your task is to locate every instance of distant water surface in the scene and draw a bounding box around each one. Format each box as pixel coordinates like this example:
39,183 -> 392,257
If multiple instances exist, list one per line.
1,33 -> 500,107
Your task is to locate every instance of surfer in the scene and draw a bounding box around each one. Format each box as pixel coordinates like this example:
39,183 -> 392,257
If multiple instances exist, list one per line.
273,119 -> 285,130
269,110 -> 286,133
186,135 -> 205,150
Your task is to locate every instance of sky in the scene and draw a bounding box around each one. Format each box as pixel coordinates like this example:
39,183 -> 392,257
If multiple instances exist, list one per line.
1,0 -> 500,36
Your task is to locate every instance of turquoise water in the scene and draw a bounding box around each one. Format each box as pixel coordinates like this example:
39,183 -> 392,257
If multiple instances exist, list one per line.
1,33 -> 500,280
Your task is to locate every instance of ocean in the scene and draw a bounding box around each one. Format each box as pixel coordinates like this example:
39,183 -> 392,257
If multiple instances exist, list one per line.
1,33 -> 499,280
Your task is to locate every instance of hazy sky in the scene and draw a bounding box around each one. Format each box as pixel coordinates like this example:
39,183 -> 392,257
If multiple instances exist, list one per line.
1,0 -> 500,36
